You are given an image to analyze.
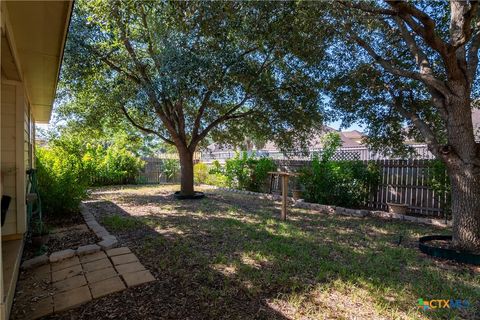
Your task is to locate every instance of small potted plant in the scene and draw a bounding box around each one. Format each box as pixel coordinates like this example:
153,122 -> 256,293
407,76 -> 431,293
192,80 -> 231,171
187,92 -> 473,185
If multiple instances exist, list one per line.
387,202 -> 409,215
31,221 -> 50,248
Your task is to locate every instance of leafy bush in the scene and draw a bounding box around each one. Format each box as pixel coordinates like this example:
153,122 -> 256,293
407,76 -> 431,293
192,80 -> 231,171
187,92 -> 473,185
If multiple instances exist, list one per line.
86,144 -> 145,186
36,147 -> 89,216
224,152 -> 276,192
299,156 -> 379,208
209,160 -> 223,175
194,162 -> 209,184
428,160 -> 451,216
204,160 -> 228,187
299,133 -> 378,208
205,173 -> 229,187
161,159 -> 180,182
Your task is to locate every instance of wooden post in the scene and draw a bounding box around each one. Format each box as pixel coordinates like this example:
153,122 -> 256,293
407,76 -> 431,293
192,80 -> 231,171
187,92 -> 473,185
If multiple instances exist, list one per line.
269,171 -> 298,221
281,175 -> 288,221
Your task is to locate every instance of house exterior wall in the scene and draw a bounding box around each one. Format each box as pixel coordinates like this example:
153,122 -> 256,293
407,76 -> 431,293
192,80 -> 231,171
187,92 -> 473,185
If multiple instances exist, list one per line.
1,82 -> 18,236
1,81 -> 30,238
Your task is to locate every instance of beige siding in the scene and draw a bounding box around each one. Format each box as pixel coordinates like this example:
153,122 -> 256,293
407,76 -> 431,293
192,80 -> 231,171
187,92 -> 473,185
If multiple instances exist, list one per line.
1,82 -> 29,236
1,83 -> 18,236
16,83 -> 27,234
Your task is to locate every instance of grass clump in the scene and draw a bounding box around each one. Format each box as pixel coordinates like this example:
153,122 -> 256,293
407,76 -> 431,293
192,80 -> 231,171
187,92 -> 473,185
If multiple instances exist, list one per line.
101,214 -> 143,231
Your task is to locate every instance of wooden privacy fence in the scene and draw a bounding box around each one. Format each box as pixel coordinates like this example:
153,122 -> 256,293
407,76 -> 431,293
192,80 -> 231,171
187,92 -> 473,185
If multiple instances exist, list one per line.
135,157 -> 449,218
271,159 -> 449,218
366,159 -> 448,217
136,157 -> 179,184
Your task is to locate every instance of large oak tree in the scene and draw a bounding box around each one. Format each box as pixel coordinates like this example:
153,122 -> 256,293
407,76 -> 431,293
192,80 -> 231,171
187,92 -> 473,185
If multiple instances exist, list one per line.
319,1 -> 480,251
62,0 -> 325,196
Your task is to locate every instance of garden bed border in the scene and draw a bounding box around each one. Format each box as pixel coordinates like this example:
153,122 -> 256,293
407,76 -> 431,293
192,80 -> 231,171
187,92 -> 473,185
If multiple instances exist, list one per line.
208,185 -> 452,228
21,202 -> 118,269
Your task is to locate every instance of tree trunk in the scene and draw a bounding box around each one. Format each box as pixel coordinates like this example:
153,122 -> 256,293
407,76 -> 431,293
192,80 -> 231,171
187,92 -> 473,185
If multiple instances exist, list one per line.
178,149 -> 195,196
440,84 -> 480,252
448,165 -> 480,252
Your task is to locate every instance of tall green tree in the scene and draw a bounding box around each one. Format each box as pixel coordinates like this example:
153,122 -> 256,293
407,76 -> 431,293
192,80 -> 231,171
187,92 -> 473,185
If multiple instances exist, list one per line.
319,1 -> 480,251
62,0 -> 325,196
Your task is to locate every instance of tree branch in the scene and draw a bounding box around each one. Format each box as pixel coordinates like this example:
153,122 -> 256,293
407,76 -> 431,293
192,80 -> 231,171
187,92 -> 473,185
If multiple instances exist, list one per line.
450,0 -> 479,49
89,46 -> 142,84
394,17 -> 434,76
468,30 -> 480,82
348,30 -> 450,97
111,1 -> 182,145
386,88 -> 441,158
120,105 -> 174,145
338,1 -> 397,16
189,48 -> 276,149
387,1 -> 450,59
192,90 -> 212,138
138,3 -> 164,75
191,94 -> 252,148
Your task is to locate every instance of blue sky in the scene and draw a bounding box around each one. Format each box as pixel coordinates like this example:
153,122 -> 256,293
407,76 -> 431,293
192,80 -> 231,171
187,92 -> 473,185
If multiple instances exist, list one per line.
328,120 -> 364,132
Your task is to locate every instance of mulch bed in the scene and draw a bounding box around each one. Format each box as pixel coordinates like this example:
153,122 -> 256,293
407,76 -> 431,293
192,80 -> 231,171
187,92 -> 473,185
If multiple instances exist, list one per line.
22,211 -> 99,261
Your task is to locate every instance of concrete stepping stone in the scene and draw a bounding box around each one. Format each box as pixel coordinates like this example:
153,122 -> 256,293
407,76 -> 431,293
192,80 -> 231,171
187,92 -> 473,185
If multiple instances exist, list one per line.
98,237 -> 118,250
106,247 -> 131,257
21,254 -> 49,270
51,256 -> 80,272
89,276 -> 126,299
110,253 -> 138,266
52,264 -> 83,282
79,251 -> 107,264
121,270 -> 155,287
85,266 -> 117,284
76,244 -> 101,256
114,261 -> 145,275
53,274 -> 87,293
28,296 -> 54,320
82,258 -> 113,272
30,264 -> 51,283
53,285 -> 92,313
50,249 -> 75,263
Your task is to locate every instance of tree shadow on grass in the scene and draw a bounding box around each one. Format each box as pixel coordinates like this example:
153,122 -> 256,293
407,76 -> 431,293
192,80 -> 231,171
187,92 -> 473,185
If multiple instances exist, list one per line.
53,188 -> 480,320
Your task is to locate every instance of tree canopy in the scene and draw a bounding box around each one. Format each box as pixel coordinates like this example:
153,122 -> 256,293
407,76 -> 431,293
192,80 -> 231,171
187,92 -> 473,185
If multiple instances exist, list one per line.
317,1 -> 480,157
61,0 -> 327,153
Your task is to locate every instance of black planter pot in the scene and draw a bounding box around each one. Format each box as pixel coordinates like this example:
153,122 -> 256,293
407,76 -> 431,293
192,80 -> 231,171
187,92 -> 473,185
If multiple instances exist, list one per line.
174,191 -> 205,200
419,235 -> 480,265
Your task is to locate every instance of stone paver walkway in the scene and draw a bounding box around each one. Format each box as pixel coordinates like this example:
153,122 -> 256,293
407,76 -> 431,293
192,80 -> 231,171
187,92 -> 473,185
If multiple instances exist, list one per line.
13,247 -> 155,320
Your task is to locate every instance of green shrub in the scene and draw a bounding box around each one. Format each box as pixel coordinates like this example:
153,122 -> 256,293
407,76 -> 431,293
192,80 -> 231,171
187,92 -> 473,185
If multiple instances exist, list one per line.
224,152 -> 276,192
209,160 -> 223,175
428,160 -> 451,216
204,160 -> 228,187
299,156 -> 379,208
87,144 -> 145,186
298,133 -> 378,208
36,147 -> 89,216
161,159 -> 180,182
194,162 -> 209,184
205,172 -> 229,187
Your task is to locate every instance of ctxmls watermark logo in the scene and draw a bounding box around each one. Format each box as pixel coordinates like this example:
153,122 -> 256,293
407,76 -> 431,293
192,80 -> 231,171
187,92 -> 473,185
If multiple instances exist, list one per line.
418,299 -> 470,310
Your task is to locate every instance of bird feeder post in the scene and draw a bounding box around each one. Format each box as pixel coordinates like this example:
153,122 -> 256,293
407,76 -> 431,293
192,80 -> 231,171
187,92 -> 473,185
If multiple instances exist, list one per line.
281,174 -> 288,221
269,171 -> 299,221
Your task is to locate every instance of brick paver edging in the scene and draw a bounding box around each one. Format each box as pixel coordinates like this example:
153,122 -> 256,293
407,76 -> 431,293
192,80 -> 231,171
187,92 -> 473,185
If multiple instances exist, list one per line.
208,185 -> 452,228
21,203 -> 118,270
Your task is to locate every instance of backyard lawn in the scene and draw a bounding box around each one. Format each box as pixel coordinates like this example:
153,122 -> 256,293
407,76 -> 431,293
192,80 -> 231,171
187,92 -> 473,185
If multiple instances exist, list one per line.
49,185 -> 479,320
